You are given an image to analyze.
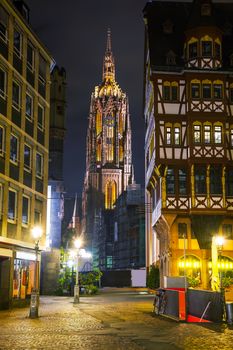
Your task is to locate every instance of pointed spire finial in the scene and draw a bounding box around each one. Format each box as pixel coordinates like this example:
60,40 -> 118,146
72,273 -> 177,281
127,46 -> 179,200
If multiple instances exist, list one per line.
106,28 -> 112,52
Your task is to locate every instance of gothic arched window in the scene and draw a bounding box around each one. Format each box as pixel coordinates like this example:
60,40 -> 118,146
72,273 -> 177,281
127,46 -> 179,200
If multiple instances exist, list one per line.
105,181 -> 116,209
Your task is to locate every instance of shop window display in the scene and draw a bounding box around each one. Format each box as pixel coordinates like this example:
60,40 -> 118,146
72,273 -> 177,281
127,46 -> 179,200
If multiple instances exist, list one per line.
13,259 -> 35,299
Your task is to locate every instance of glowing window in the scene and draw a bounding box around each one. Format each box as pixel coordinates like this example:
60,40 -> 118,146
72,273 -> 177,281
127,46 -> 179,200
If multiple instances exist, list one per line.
214,126 -> 222,144
166,127 -> 171,145
193,125 -> 201,143
174,127 -> 180,145
204,125 -> 211,144
105,181 -> 116,209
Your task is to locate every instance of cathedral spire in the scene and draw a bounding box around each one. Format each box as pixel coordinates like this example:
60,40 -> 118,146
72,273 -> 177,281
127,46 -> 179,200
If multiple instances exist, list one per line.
103,28 -> 115,82
106,28 -> 112,52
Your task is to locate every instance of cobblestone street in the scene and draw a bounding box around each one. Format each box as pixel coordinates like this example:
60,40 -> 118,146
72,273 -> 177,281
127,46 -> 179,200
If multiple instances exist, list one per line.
0,290 -> 233,350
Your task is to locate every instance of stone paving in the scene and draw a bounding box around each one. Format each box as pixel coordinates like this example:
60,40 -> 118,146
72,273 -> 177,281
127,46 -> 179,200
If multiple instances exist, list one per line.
0,292 -> 233,350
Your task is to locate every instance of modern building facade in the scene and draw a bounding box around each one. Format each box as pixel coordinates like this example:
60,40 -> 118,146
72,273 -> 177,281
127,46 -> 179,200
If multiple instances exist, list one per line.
0,0 -> 53,308
144,0 -> 233,288
113,183 -> 145,270
82,30 -> 134,268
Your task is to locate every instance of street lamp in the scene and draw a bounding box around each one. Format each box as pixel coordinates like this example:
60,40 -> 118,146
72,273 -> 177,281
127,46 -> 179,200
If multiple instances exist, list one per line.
74,237 -> 82,304
29,226 -> 43,318
215,235 -> 225,292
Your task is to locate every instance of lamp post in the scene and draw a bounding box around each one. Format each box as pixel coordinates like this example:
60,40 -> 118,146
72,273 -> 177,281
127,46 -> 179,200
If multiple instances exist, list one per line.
74,238 -> 82,304
215,235 -> 225,320
29,226 -> 43,318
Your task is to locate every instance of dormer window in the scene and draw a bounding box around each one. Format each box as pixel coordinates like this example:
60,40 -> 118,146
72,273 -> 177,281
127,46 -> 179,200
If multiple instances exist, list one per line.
189,42 -> 198,59
166,50 -> 176,65
163,20 -> 173,34
202,40 -> 212,57
201,3 -> 211,17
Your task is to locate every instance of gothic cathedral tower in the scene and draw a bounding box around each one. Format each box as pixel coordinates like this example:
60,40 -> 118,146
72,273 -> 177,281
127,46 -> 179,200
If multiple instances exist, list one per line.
82,30 -> 134,262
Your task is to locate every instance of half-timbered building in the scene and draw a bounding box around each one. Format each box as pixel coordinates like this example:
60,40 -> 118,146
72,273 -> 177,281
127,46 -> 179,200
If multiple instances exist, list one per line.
144,0 -> 233,288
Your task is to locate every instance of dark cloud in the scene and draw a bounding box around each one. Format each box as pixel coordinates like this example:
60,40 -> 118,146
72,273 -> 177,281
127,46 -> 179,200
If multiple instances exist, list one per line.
26,0 -> 146,195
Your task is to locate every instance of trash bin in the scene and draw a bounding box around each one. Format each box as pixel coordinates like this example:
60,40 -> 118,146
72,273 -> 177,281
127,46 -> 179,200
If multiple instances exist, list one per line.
225,302 -> 233,325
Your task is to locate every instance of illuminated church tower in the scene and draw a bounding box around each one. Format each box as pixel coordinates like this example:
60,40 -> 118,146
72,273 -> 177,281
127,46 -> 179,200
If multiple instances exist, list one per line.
82,30 -> 134,265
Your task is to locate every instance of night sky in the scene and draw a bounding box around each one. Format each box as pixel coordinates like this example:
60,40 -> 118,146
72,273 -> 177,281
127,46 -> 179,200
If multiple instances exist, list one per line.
26,0 -> 147,196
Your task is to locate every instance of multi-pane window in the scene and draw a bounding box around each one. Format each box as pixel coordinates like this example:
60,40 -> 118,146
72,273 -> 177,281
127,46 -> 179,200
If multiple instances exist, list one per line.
193,125 -> 201,143
213,84 -> 222,99
178,223 -> 187,239
204,125 -> 211,144
36,152 -> 43,178
226,168 -> 233,197
189,42 -> 198,58
10,134 -> 18,163
38,104 -> 44,130
26,93 -> 33,119
163,83 -> 178,101
210,166 -> 222,195
8,189 -> 17,222
191,83 -> 200,99
166,168 -> 175,195
222,224 -> 233,240
0,6 -> 8,42
24,144 -> 31,171
27,42 -> 34,71
12,81 -> 20,109
179,169 -> 187,195
195,166 -> 206,194
22,195 -> 30,225
165,127 -> 171,145
39,54 -> 46,84
202,41 -> 212,57
171,85 -> 178,101
163,85 -> 170,101
0,68 -> 6,98
214,126 -> 222,144
0,126 -> 4,155
174,127 -> 180,145
203,84 -> 211,99
13,28 -> 21,57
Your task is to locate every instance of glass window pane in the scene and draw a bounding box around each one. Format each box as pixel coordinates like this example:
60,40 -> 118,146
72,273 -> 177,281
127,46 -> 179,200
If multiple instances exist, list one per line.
195,166 -> 206,194
10,134 -> 18,163
8,190 -> 16,221
38,105 -> 44,129
24,144 -> 31,170
203,84 -> 211,99
22,196 -> 29,225
166,127 -> 171,145
214,126 -> 222,144
179,169 -> 187,195
174,127 -> 180,145
210,166 -> 222,195
191,84 -> 200,99
163,86 -> 170,101
204,125 -> 211,144
166,168 -> 175,194
202,41 -> 212,57
26,94 -> 33,118
13,29 -> 21,55
36,153 -> 43,177
12,82 -> 20,108
27,43 -> 34,70
0,126 -> 3,153
194,125 -> 201,143
178,223 -> 187,238
215,43 -> 221,59
213,84 -> 222,99
189,42 -> 197,58
171,86 -> 178,101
